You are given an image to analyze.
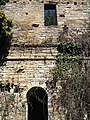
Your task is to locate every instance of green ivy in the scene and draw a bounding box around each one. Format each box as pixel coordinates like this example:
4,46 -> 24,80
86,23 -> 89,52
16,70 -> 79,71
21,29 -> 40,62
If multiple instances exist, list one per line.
8,93 -> 16,101
57,39 -> 82,56
0,11 -> 12,63
56,38 -> 82,77
0,11 -> 12,39
55,38 -> 86,120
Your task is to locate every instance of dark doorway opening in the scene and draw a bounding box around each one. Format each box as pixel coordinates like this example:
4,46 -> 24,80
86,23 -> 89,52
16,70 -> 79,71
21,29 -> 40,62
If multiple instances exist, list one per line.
27,87 -> 48,120
44,4 -> 57,26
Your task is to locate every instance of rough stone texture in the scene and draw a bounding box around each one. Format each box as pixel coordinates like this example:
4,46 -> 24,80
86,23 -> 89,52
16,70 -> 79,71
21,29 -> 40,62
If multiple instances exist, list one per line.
0,0 -> 90,119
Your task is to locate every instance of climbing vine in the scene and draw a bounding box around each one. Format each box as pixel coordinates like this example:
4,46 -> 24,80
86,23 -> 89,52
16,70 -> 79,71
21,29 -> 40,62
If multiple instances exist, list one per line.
56,38 -> 85,120
46,37 -> 89,120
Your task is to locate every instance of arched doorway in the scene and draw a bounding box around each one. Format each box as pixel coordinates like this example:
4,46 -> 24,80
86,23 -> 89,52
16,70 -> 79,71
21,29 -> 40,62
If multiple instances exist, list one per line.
26,87 -> 48,120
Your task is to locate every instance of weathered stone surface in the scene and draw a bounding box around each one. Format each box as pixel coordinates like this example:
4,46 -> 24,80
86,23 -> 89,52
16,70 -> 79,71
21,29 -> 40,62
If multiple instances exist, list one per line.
0,0 -> 90,120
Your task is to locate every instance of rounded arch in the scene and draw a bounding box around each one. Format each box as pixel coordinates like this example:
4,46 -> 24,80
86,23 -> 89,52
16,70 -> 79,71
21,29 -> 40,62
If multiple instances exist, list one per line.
26,87 -> 48,120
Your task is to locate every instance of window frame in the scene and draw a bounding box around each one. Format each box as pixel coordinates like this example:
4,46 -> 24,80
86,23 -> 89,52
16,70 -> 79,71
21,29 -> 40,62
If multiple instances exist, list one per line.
44,4 -> 58,26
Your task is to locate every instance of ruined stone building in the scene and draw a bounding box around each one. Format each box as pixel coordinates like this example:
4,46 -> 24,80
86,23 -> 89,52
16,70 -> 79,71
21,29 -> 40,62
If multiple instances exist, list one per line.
0,0 -> 90,119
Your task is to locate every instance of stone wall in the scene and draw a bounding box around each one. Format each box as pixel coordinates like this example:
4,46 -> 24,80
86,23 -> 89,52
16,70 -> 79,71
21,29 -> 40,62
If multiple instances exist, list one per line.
0,0 -> 90,120
5,0 -> 90,46
3,0 -> 90,85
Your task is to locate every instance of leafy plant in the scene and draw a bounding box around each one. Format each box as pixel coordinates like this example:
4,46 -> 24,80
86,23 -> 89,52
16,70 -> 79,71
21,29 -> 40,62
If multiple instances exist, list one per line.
46,37 -> 89,120
56,38 -> 86,120
8,93 -> 15,101
0,11 -> 12,63
0,0 -> 9,6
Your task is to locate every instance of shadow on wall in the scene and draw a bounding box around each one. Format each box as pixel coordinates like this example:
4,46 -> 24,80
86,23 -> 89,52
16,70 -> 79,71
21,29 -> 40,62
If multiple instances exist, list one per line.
0,36 -> 12,66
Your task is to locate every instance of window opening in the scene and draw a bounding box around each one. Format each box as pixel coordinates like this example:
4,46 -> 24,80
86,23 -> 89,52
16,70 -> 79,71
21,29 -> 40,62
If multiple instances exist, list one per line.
44,4 -> 57,26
